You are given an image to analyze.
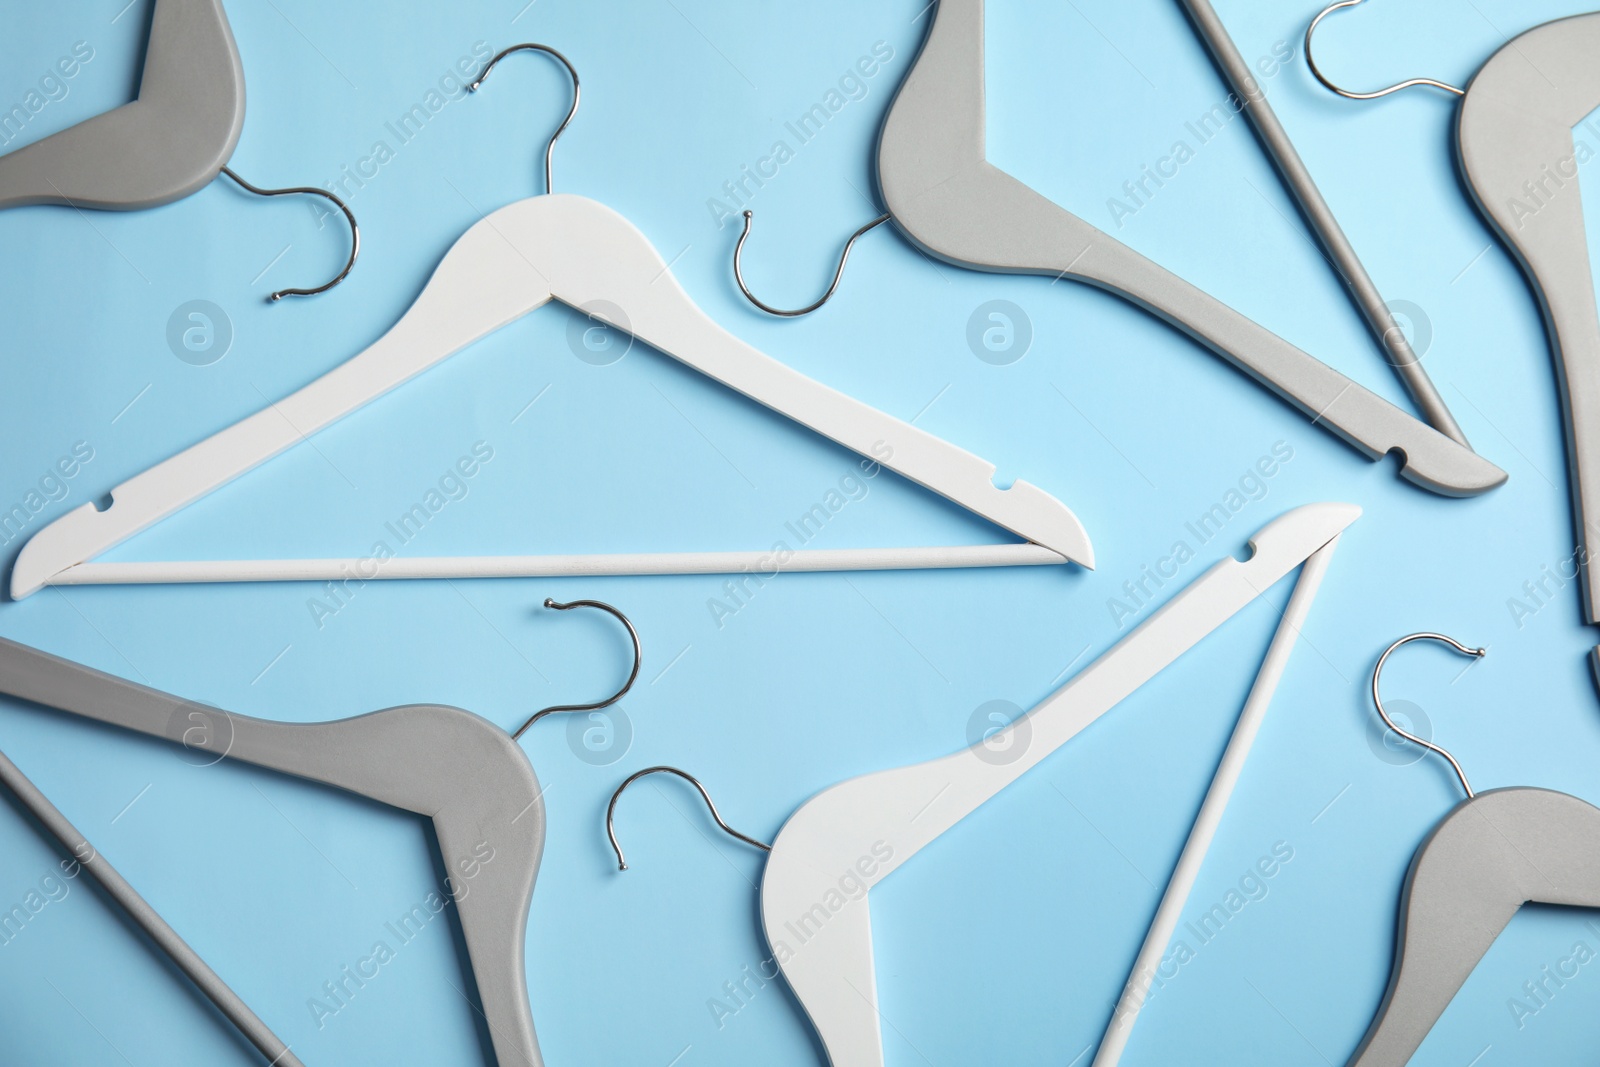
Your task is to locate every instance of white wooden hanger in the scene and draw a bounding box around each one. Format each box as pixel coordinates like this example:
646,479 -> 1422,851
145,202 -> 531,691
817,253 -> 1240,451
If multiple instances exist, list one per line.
9,44 -> 1089,598
604,502 -> 1356,1066
755,502 -> 1354,1066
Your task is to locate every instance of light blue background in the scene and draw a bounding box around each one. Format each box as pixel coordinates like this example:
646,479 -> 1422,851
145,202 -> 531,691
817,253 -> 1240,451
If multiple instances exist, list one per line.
2,0 -> 1599,1063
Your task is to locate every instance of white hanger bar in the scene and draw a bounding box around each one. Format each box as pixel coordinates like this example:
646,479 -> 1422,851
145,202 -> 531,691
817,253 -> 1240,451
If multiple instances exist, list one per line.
42,544 -> 1067,587
1092,533 -> 1339,1066
759,501 -> 1358,1066
11,194 -> 1091,599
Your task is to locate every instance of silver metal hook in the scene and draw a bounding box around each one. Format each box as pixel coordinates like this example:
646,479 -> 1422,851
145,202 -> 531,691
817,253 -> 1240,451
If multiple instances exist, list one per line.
606,766 -> 770,870
1371,632 -> 1487,798
1306,1 -> 1465,100
732,209 -> 890,317
218,166 -> 360,301
512,598 -> 640,741
468,43 -> 580,195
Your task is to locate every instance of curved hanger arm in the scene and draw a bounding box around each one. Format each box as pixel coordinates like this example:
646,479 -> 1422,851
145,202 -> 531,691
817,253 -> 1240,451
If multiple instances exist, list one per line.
761,501 -> 1359,1067
1457,13 -> 1600,632
0,637 -> 547,1067
875,0 -> 1504,499
11,193 -> 1091,598
0,0 -> 245,211
1350,787 -> 1600,1066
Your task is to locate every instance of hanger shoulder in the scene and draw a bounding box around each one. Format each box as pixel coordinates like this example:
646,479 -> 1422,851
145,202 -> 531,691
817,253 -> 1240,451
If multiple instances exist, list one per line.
10,207 -> 553,599
13,192 -> 1088,593
1351,787 -> 1600,1066
0,636 -> 547,1067
762,501 -> 1358,1067
1459,13 -> 1600,618
878,0 -> 1505,499
497,194 -> 1093,563
0,0 -> 245,212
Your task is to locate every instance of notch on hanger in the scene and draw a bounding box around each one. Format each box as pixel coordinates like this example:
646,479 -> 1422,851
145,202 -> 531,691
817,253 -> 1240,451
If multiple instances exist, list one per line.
7,42 -> 1091,599
732,0 -> 1504,498
871,0 -> 1502,498
0,0 -> 357,299
1179,0 -> 1467,446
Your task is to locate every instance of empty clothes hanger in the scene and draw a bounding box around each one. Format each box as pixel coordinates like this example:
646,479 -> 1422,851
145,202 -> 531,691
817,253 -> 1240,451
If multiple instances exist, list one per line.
1307,5 -> 1600,685
731,1 -> 1471,453
0,0 -> 357,299
7,42 -> 1091,599
762,502 -> 1355,1067
1344,633 -> 1600,1066
0,744 -> 302,1066
0,598 -> 644,1067
0,636 -> 548,1066
865,0 -> 1502,498
598,501 -> 1357,1066
1178,0 -> 1467,446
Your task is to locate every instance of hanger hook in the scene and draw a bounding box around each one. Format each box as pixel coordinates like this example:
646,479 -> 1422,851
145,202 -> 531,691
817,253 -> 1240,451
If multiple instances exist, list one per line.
512,598 -> 640,741
1371,632 -> 1487,799
468,43 -> 580,195
1305,0 -> 1465,100
733,210 -> 890,317
218,166 -> 360,301
606,766 -> 770,870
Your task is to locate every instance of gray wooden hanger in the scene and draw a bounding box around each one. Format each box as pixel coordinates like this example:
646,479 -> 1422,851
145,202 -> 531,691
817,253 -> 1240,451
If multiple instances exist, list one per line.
1451,14 -> 1600,684
870,0 -> 1505,499
0,0 -> 356,299
0,635 -> 547,1066
0,741 -> 302,1066
1348,633 -> 1600,1066
0,0 -> 243,211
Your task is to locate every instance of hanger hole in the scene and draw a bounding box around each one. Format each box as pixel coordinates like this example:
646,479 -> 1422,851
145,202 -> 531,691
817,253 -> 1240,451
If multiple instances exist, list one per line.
93,493 -> 114,512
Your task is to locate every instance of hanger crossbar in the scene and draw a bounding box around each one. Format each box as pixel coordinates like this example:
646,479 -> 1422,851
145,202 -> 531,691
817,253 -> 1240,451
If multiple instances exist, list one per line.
41,544 -> 1068,587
